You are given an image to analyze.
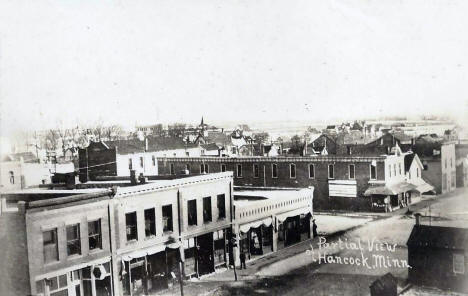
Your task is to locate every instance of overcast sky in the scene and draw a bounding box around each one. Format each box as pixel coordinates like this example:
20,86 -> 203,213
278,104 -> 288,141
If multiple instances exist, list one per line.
1,0 -> 467,136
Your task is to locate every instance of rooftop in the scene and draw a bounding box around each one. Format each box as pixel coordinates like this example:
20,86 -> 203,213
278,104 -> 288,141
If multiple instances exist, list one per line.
407,224 -> 468,250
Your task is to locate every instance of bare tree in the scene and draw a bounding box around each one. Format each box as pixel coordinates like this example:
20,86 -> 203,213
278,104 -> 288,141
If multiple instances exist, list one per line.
253,132 -> 270,144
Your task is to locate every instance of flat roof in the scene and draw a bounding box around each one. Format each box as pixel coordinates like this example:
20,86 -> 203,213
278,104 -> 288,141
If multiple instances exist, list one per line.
234,188 -> 313,206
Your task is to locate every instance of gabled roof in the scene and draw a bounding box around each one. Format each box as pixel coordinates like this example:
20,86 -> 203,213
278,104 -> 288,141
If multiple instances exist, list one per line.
201,143 -> 220,151
407,224 -> 468,250
404,153 -> 416,172
2,151 -> 39,163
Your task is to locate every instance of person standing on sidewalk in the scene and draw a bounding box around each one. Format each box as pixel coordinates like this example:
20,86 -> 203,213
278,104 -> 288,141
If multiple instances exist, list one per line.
240,251 -> 247,269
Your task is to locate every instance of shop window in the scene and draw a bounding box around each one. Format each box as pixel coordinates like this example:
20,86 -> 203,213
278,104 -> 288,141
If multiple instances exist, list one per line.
162,205 -> 173,232
349,164 -> 355,179
203,197 -> 212,223
253,164 -> 259,178
88,220 -> 102,250
66,224 -> 81,256
185,164 -> 190,172
9,171 -> 14,184
309,164 -> 315,179
144,208 -> 156,237
328,164 -> 334,179
200,164 -> 209,174
290,163 -> 296,179
125,212 -> 138,241
188,200 -> 197,226
43,228 -> 58,263
453,254 -> 465,274
272,164 -> 278,178
236,164 -> 242,178
45,273 -> 68,296
217,194 -> 226,219
170,163 -> 175,175
221,164 -> 226,172
128,158 -> 132,170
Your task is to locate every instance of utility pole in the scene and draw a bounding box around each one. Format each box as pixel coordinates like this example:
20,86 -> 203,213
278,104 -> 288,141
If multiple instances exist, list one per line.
229,182 -> 238,281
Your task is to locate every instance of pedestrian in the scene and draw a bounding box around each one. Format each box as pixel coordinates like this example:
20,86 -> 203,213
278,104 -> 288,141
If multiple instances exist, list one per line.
240,251 -> 246,269
312,219 -> 318,238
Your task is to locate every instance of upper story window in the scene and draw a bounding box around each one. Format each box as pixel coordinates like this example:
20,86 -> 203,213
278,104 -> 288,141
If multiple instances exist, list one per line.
393,164 -> 396,177
388,165 -> 391,177
140,157 -> 144,168
144,208 -> 156,237
203,197 -> 212,223
188,200 -> 197,226
217,194 -> 226,219
399,163 -> 402,175
445,159 -> 447,169
170,163 -> 175,175
125,212 -> 138,241
43,228 -> 58,263
128,159 -> 133,170
328,164 -> 334,179
416,168 -> 419,178
66,224 -> 81,256
186,152 -> 190,156
162,205 -> 173,232
347,146 -> 352,155
272,164 -> 278,178
88,220 -> 102,250
450,158 -> 453,168
253,164 -> 259,178
370,164 -> 377,180
152,156 -> 156,166
349,164 -> 355,179
290,163 -> 296,179
221,164 -> 226,172
9,171 -> 14,184
309,164 -> 315,179
236,164 -> 242,178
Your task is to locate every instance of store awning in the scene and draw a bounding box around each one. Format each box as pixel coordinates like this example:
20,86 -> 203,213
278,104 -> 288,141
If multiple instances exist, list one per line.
364,182 -> 416,196
276,207 -> 312,223
122,244 -> 167,261
239,217 -> 273,233
413,182 -> 435,194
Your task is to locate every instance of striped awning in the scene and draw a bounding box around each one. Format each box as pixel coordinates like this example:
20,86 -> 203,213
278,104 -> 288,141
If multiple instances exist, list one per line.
364,182 -> 417,196
239,217 -> 273,233
276,207 -> 312,223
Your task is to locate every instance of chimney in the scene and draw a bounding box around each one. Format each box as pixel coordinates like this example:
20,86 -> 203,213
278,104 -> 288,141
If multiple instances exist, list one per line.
414,213 -> 421,226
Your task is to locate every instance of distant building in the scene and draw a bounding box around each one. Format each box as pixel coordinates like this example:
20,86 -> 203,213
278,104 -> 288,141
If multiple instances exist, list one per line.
407,217 -> 468,293
78,137 -> 202,182
1,152 -> 52,191
455,144 -> 468,188
158,144 -> 419,212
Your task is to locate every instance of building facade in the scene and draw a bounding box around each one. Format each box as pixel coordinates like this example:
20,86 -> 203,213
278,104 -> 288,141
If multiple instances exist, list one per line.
157,151 -> 415,212
0,173 -> 234,296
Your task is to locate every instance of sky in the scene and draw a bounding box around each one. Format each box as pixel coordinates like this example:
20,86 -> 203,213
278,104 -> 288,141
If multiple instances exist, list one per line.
1,0 -> 468,137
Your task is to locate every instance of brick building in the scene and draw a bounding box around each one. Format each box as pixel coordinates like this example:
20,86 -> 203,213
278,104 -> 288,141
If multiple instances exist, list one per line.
157,145 -> 415,212
0,173 -> 234,296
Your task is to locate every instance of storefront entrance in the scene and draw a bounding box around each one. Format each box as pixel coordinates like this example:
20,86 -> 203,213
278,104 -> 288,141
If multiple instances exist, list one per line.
196,232 -> 215,275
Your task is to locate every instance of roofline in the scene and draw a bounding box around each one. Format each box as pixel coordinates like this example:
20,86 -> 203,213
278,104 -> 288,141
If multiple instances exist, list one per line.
25,190 -> 113,210
114,172 -> 233,197
159,155 -> 387,163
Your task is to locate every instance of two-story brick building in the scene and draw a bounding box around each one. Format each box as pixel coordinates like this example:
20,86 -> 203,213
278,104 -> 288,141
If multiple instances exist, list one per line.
0,173 -> 234,296
157,145 -> 416,212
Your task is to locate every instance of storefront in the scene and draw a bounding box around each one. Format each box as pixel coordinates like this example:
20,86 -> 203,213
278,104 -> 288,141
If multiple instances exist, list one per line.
120,244 -> 181,296
239,218 -> 273,260
277,208 -> 312,250
35,258 -> 112,296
